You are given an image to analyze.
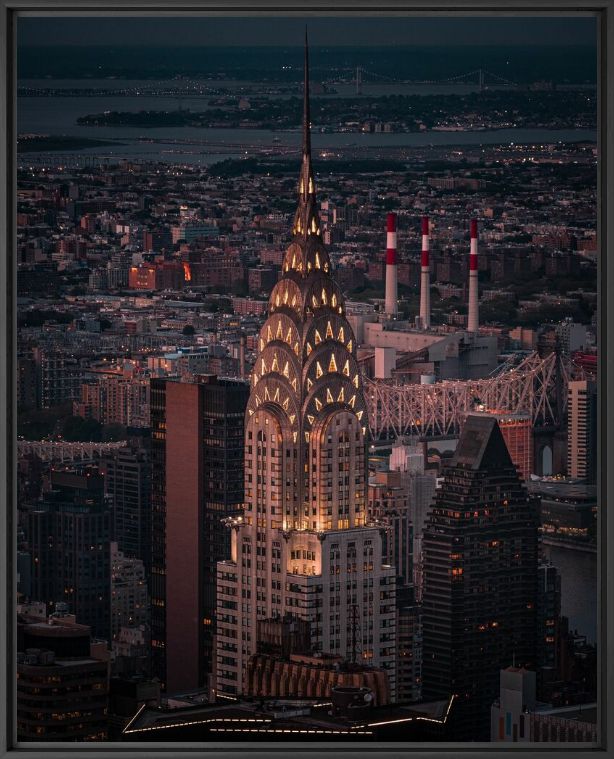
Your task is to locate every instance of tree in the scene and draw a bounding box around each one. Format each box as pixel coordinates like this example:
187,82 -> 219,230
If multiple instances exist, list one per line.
102,423 -> 127,442
480,297 -> 517,325
182,324 -> 195,336
59,415 -> 102,442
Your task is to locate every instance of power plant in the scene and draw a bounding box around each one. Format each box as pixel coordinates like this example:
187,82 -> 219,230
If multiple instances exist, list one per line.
353,213 -> 496,385
418,216 -> 431,330
381,214 -> 479,337
353,213 -> 582,477
384,212 -> 398,318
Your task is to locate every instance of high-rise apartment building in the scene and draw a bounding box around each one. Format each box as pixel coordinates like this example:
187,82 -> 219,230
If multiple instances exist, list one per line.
367,469 -> 412,591
396,595 -> 422,704
26,469 -> 111,641
567,380 -> 597,483
214,39 -> 396,701
471,410 -> 533,483
387,441 -> 437,601
101,436 -> 152,571
36,349 -> 82,409
110,542 -> 149,643
421,414 -> 539,739
150,374 -> 249,694
75,371 -> 151,428
536,562 -> 561,695
17,611 -> 110,741
368,444 -> 434,704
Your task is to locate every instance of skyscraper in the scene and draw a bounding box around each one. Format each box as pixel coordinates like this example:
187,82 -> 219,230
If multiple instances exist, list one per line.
17,611 -> 110,741
110,542 -> 149,644
101,434 -> 151,572
469,410 -> 533,484
567,380 -> 597,483
27,469 -> 111,641
215,36 -> 396,700
150,374 -> 249,694
421,414 -> 539,740
535,562 -> 561,696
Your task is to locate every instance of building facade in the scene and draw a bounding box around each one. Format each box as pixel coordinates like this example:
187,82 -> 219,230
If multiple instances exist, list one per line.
27,470 -> 111,641
491,667 -> 596,743
215,41 -> 396,701
567,380 -> 597,483
110,542 -> 149,642
17,613 -> 109,741
101,436 -> 152,571
150,374 -> 249,694
421,414 -> 539,739
471,410 -> 533,483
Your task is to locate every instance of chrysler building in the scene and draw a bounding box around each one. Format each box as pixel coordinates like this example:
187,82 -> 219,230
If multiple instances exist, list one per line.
215,35 -> 396,699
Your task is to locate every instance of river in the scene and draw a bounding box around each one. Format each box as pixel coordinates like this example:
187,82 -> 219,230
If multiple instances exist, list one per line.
542,543 -> 597,645
17,78 -> 596,165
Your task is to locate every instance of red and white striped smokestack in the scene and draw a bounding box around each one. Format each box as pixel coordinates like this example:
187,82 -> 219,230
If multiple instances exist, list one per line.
467,218 -> 479,333
419,216 -> 431,329
385,212 -> 398,317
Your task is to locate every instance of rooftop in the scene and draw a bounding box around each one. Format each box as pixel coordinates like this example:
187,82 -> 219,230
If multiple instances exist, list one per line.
122,695 -> 455,741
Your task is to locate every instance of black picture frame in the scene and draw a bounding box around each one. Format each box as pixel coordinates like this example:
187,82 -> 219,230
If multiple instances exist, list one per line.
1,2 -> 612,757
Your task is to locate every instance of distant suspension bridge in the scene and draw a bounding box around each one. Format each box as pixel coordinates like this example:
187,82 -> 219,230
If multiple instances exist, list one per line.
348,66 -> 518,93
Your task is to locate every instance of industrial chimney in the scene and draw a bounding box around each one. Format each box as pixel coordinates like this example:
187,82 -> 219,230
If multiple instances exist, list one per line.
419,216 -> 431,329
467,218 -> 479,333
384,213 -> 398,318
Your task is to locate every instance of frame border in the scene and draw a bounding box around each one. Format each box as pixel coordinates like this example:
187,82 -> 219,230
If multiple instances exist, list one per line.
1,2 -> 612,758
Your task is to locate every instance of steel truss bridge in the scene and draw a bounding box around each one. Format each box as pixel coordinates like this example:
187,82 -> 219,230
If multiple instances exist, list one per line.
17,440 -> 127,462
364,350 -> 572,441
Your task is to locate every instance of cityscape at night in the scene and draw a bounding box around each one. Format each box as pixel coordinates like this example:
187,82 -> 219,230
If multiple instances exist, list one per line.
15,15 -> 598,744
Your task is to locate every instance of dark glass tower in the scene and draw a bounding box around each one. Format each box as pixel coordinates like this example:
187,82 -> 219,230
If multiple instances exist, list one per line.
421,414 -> 539,740
150,375 -> 249,694
101,433 -> 152,572
27,470 -> 111,641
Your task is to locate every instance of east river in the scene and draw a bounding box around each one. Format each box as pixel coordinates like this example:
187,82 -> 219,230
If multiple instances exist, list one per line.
542,542 -> 597,645
18,78 -> 596,165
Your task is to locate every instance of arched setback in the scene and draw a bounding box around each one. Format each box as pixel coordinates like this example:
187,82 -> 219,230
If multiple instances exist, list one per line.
244,405 -> 298,532
310,409 -> 367,531
282,239 -> 331,276
258,312 -> 301,358
303,313 -> 354,363
256,344 -> 302,393
268,278 -> 304,317
303,276 -> 346,318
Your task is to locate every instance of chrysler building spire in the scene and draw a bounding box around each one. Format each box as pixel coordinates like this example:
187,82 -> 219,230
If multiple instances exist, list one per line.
293,29 -> 322,241
303,27 -> 311,158
215,33 -> 397,702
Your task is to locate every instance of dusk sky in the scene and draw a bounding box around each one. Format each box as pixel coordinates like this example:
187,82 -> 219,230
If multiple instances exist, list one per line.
18,15 -> 596,47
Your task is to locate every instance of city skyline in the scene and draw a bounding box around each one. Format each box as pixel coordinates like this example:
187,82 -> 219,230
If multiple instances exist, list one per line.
13,19 -> 599,746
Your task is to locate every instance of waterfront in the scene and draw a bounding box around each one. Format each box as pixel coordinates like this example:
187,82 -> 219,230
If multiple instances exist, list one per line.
542,543 -> 597,645
17,123 -> 597,167
18,77 -> 596,165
